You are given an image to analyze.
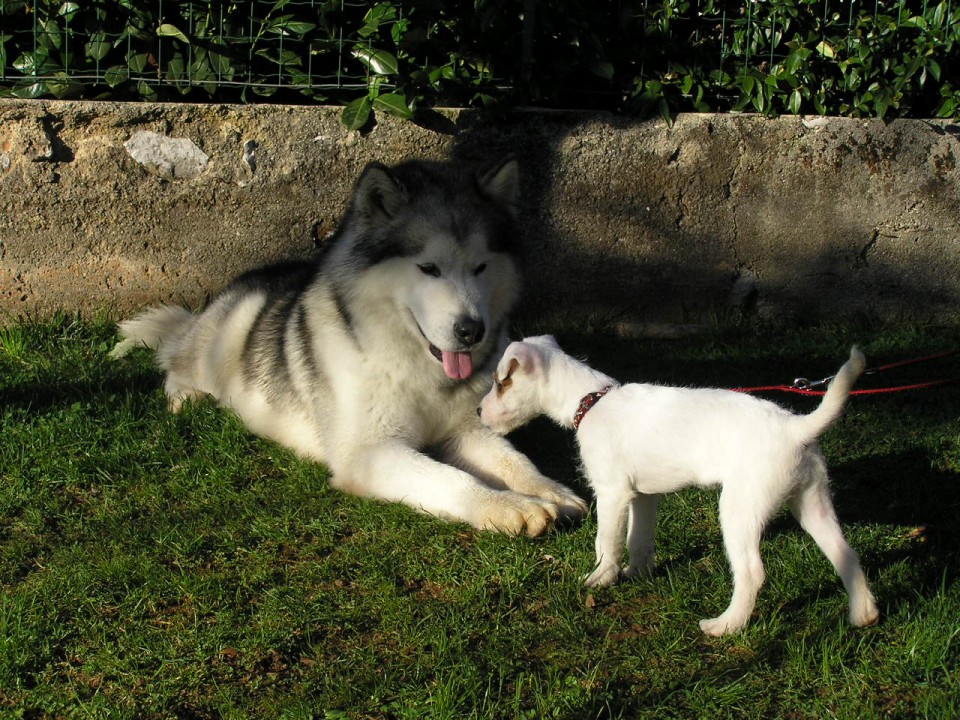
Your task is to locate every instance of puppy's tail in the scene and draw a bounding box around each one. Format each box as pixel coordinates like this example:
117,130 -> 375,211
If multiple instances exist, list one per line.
793,347 -> 866,443
109,305 -> 194,360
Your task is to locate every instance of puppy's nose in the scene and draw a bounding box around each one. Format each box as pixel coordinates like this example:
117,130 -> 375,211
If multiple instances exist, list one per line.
454,317 -> 485,346
476,406 -> 482,417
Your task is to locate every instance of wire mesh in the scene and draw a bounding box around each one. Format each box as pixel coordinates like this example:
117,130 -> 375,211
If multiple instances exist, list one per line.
0,0 -> 383,100
0,1 -> 956,115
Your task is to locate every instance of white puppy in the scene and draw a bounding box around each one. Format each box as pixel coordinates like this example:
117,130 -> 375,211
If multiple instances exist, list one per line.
478,335 -> 880,636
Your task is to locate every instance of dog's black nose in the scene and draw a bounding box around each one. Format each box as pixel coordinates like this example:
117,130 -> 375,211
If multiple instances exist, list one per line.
476,406 -> 482,417
454,317 -> 485,346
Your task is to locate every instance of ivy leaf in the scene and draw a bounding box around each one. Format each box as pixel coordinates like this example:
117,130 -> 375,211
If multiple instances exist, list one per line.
268,17 -> 316,36
86,36 -> 112,62
359,5 -> 398,38
127,52 -> 150,74
373,91 -> 414,119
104,65 -> 128,87
157,24 -> 189,44
787,88 -> 802,114
281,21 -> 316,35
12,82 -> 48,99
874,93 -> 890,118
12,53 -> 38,74
352,47 -> 398,76
657,99 -> 673,128
166,55 -> 185,83
590,61 -> 614,81
341,96 -> 372,131
929,59 -> 942,82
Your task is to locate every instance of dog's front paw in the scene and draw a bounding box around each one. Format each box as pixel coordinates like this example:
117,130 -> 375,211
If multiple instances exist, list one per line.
473,493 -> 560,537
623,558 -> 655,580
698,614 -> 748,637
583,562 -> 621,588
849,594 -> 881,628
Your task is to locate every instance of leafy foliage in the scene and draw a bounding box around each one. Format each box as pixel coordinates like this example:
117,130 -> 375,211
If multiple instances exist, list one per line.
1,1 -> 958,127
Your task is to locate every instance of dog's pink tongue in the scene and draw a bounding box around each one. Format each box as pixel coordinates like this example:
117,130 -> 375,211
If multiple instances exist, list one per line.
441,351 -> 473,380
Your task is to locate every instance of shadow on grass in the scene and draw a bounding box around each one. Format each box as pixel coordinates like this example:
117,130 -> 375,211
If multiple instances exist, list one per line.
1,363 -> 162,414
834,449 -> 960,600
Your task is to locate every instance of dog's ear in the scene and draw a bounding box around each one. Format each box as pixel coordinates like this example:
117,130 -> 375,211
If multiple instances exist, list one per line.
502,341 -> 543,377
476,157 -> 519,216
529,334 -> 560,350
354,161 -> 407,222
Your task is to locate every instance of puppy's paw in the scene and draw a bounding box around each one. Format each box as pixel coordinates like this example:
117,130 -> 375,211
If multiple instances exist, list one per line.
698,613 -> 748,637
583,563 -> 621,588
849,596 -> 881,628
623,557 -> 655,580
474,493 -> 560,537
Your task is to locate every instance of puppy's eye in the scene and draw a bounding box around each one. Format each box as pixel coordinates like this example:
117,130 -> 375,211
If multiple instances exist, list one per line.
473,263 -> 488,276
418,263 -> 441,278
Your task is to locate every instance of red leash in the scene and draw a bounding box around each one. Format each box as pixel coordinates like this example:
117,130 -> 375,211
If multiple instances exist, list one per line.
732,350 -> 960,397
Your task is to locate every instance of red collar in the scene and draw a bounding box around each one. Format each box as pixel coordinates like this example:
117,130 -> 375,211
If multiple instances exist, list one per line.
572,386 -> 614,430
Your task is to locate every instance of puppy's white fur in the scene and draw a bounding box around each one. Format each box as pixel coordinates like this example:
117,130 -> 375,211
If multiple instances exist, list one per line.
478,336 -> 880,636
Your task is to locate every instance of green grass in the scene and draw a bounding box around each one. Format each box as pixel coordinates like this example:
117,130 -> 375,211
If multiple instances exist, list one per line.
2,313 -> 959,719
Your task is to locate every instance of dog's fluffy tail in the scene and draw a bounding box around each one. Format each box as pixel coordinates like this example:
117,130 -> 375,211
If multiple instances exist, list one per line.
793,347 -> 866,442
109,305 -> 194,360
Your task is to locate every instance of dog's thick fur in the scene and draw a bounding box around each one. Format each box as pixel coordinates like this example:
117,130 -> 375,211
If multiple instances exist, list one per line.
111,159 -> 587,535
479,336 -> 880,635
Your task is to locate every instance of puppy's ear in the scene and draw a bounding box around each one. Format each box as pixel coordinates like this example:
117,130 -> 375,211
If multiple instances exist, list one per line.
476,157 -> 519,216
354,161 -> 407,223
501,341 -> 543,377
530,334 -> 560,350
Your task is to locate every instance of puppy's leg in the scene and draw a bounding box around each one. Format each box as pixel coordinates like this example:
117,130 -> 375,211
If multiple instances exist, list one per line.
584,486 -> 632,588
624,493 -> 661,579
332,439 -> 562,537
788,459 -> 879,627
700,484 -> 775,636
439,429 -> 588,521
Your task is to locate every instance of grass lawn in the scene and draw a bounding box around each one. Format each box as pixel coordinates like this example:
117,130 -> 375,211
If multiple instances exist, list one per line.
1,313 -> 958,719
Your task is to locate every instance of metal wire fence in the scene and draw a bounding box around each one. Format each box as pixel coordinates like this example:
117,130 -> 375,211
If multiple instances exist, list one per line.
1,0 -> 383,101
1,1 -> 957,119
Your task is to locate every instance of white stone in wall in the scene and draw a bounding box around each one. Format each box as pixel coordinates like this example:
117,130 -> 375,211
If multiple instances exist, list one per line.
123,130 -> 209,180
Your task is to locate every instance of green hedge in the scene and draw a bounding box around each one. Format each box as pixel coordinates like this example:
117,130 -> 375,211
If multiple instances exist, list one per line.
1,1 -> 958,126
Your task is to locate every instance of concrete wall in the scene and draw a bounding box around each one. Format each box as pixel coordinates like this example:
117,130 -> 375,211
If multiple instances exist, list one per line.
2,99 -> 959,326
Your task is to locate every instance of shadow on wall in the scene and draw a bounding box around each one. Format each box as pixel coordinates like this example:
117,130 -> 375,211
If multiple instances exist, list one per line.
442,111 -> 960,325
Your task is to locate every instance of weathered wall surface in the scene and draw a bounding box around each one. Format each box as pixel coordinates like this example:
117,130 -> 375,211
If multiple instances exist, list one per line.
2,99 -> 959,325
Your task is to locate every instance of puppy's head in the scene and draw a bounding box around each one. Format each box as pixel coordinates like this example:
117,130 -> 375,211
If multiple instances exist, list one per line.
477,336 -> 556,434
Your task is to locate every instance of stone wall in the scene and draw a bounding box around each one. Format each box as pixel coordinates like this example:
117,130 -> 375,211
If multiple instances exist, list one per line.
2,99 -> 958,325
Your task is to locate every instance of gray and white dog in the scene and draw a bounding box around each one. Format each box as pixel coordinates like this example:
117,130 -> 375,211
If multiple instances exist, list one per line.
479,336 -> 880,635
111,158 -> 587,535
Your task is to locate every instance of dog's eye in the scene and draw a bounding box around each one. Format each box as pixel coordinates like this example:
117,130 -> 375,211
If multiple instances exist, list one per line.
418,263 -> 441,278
473,263 -> 488,276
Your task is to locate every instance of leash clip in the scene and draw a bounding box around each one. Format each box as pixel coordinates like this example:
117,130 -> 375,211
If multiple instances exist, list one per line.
791,374 -> 833,390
